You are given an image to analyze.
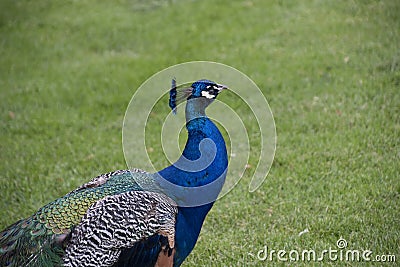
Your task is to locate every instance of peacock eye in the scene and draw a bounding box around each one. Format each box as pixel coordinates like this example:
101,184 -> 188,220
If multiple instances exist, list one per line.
206,85 -> 217,91
210,86 -> 219,94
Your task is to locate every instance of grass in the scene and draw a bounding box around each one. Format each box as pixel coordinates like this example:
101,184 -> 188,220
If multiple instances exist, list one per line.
1,0 -> 399,266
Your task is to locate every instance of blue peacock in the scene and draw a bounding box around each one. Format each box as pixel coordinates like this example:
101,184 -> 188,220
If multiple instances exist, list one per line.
0,79 -> 229,267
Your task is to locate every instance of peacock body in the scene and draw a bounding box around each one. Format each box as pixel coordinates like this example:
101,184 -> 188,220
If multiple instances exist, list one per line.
0,79 -> 228,267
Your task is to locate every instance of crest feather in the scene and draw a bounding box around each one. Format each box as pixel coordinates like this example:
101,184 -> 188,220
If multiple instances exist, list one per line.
169,78 -> 192,114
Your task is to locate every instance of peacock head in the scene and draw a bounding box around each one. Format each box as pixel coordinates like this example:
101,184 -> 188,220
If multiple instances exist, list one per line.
169,79 -> 227,113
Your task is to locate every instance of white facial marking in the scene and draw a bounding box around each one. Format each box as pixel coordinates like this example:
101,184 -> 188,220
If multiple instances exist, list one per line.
201,90 -> 215,99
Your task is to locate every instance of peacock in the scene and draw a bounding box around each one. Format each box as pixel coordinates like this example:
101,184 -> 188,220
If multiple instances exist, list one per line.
0,79 -> 228,267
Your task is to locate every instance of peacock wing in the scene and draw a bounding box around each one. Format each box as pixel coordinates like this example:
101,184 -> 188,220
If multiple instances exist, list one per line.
0,169 -> 160,266
63,191 -> 177,267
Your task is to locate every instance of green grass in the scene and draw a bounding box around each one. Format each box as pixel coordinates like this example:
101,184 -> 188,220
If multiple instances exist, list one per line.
1,0 -> 399,266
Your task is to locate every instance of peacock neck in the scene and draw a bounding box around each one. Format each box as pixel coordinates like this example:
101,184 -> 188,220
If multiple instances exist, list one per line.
184,97 -> 208,123
157,98 -> 227,188
156,98 -> 228,266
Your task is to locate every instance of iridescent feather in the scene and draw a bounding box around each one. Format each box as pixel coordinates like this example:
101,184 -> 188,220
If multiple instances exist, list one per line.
0,169 -> 175,267
169,78 -> 193,114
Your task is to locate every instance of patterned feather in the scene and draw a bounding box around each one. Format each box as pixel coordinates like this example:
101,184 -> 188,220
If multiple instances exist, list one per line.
0,169 -> 171,266
63,191 -> 177,267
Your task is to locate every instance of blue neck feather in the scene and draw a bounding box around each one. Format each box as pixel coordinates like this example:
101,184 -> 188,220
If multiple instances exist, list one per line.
156,97 -> 228,266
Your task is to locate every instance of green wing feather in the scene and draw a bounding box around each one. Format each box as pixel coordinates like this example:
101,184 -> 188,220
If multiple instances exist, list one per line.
0,169 -> 159,266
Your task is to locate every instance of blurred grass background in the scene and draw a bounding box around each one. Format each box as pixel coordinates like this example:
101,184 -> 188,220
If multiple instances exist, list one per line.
0,0 -> 399,265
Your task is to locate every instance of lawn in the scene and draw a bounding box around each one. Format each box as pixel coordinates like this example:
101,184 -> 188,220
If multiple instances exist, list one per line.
0,0 -> 399,266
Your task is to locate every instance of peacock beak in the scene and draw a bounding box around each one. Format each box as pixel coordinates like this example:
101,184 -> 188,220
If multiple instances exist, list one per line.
216,84 -> 228,91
